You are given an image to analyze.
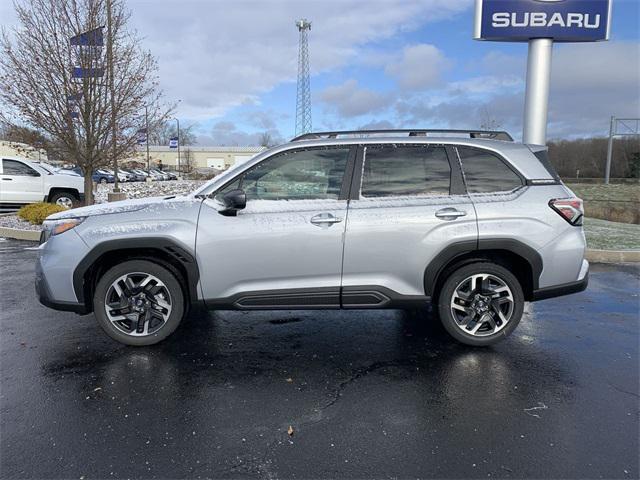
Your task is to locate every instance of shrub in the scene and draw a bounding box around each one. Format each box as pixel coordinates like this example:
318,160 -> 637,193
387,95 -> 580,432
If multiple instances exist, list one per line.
17,202 -> 67,225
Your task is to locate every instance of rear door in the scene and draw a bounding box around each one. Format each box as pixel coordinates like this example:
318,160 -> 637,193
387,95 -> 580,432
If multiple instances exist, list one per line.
341,143 -> 478,305
1,159 -> 44,203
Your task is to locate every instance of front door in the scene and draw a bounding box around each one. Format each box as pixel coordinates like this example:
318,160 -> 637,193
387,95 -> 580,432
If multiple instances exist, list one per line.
341,143 -> 478,305
1,159 -> 44,203
196,145 -> 355,308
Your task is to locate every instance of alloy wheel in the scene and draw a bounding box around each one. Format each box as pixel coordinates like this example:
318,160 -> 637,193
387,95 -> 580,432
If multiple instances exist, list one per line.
450,273 -> 514,337
55,196 -> 74,209
104,272 -> 173,337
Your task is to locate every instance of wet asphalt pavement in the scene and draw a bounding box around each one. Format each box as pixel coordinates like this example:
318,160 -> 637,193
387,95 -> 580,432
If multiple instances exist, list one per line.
0,237 -> 638,479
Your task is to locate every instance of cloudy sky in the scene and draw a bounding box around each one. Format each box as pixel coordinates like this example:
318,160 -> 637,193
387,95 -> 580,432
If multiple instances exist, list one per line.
2,0 -> 639,144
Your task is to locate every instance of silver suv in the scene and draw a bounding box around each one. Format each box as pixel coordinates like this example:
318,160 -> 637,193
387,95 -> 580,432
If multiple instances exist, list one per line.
36,129 -> 588,347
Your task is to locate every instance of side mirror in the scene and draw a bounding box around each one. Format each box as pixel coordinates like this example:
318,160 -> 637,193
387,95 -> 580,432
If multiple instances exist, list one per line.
219,189 -> 246,216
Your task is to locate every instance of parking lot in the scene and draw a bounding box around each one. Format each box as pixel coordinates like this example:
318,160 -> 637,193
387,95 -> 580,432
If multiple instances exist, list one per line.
0,237 -> 638,479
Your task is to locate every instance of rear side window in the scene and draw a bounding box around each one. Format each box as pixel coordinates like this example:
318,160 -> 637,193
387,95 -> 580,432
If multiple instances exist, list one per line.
456,147 -> 522,194
361,145 -> 451,197
532,149 -> 561,182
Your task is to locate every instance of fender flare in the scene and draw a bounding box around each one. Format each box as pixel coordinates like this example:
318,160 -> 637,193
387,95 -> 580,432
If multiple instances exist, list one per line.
424,239 -> 543,297
73,237 -> 200,308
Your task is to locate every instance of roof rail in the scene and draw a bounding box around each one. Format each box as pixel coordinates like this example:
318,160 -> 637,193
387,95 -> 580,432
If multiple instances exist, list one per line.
291,129 -> 514,142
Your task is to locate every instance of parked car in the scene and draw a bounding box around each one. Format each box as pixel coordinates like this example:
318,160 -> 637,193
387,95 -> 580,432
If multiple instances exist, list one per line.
0,156 -> 84,209
130,169 -> 150,181
36,129 -> 588,347
150,168 -> 170,181
100,168 -> 132,182
93,169 -> 116,184
121,169 -> 146,182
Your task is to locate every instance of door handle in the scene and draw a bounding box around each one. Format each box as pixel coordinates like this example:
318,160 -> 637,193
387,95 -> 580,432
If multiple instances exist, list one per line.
310,213 -> 343,226
435,208 -> 467,219
1,178 -> 12,181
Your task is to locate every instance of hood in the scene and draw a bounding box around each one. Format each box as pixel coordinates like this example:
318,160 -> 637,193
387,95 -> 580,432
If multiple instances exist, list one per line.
46,196 -> 182,220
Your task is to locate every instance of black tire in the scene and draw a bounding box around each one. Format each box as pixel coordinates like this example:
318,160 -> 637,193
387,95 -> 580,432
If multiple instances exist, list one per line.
99,177 -> 107,184
49,191 -> 79,209
437,262 -> 524,347
93,260 -> 185,346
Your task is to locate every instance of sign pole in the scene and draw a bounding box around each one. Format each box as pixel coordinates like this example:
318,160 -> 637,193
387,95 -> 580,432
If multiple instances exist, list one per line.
522,38 -> 553,145
605,115 -> 615,184
145,106 -> 150,171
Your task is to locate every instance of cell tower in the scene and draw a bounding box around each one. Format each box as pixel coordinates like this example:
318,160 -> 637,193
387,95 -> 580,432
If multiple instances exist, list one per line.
295,19 -> 312,137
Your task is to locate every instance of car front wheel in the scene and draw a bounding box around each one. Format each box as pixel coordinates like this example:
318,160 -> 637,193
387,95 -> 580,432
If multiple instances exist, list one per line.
93,260 -> 185,346
49,191 -> 79,209
437,262 -> 524,347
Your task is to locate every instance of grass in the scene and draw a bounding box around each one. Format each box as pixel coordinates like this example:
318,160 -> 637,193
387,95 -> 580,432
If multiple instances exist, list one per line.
566,183 -> 640,203
583,218 -> 640,251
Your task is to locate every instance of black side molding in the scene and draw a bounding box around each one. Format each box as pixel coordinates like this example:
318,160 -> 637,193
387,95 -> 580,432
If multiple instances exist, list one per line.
203,286 -> 430,311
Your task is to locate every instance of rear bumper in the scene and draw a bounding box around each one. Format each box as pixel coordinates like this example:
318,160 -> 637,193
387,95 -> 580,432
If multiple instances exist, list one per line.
532,259 -> 589,301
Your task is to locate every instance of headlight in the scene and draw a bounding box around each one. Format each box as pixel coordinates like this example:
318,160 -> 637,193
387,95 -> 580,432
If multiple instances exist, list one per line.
43,217 -> 86,237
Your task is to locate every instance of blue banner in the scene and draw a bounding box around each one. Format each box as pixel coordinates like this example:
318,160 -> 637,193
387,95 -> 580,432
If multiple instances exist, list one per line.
70,28 -> 104,47
72,67 -> 104,78
169,137 -> 178,148
474,0 -> 611,42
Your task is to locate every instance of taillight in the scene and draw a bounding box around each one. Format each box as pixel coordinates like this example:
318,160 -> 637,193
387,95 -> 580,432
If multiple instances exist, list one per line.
549,198 -> 583,226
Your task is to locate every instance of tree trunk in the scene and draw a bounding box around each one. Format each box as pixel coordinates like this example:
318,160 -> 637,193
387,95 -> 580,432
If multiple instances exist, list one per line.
84,172 -> 94,206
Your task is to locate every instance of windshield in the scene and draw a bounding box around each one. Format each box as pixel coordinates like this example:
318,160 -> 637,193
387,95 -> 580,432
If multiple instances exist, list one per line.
38,163 -> 57,174
192,153 -> 262,197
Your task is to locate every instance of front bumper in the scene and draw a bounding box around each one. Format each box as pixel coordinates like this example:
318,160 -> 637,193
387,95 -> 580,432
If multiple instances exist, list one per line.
532,259 -> 589,301
35,257 -> 87,314
35,229 -> 90,314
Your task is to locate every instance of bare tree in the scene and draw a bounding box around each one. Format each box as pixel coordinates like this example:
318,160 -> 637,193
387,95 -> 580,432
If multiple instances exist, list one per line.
259,131 -> 274,147
0,0 -> 172,204
0,121 -> 52,154
180,147 -> 196,176
150,121 -> 197,147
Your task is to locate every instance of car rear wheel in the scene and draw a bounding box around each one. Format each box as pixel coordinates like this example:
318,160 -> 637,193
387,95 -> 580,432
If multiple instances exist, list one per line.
93,260 -> 185,346
437,262 -> 524,346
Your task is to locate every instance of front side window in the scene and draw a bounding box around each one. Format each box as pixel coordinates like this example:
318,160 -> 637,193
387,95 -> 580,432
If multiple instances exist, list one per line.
457,146 -> 522,194
229,147 -> 350,201
361,145 -> 451,197
2,159 -> 39,176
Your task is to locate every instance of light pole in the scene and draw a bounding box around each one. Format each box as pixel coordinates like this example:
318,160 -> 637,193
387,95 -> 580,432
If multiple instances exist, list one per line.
106,0 -> 119,193
175,117 -> 181,174
145,105 -> 150,171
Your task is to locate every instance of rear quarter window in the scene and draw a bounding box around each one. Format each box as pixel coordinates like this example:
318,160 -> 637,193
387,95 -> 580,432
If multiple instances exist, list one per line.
456,146 -> 523,194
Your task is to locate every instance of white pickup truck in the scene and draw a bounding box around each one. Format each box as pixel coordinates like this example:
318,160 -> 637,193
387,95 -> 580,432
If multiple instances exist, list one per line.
0,156 -> 85,210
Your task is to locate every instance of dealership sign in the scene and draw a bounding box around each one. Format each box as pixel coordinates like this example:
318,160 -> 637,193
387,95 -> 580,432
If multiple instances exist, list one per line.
474,0 -> 612,42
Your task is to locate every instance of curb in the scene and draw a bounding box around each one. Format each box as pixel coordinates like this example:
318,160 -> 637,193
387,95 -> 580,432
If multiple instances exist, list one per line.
585,248 -> 640,264
0,227 -> 639,262
0,227 -> 41,242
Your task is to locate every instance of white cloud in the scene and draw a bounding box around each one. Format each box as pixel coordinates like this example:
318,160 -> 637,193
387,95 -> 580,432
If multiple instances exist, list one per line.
320,79 -> 392,117
125,0 -> 471,120
385,44 -> 451,90
393,41 -> 640,139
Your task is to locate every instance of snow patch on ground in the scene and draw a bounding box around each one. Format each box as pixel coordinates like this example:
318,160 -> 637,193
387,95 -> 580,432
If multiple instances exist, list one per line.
94,180 -> 205,204
0,215 -> 41,231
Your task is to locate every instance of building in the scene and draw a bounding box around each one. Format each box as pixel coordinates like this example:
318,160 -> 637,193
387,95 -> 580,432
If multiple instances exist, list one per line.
128,145 -> 265,171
